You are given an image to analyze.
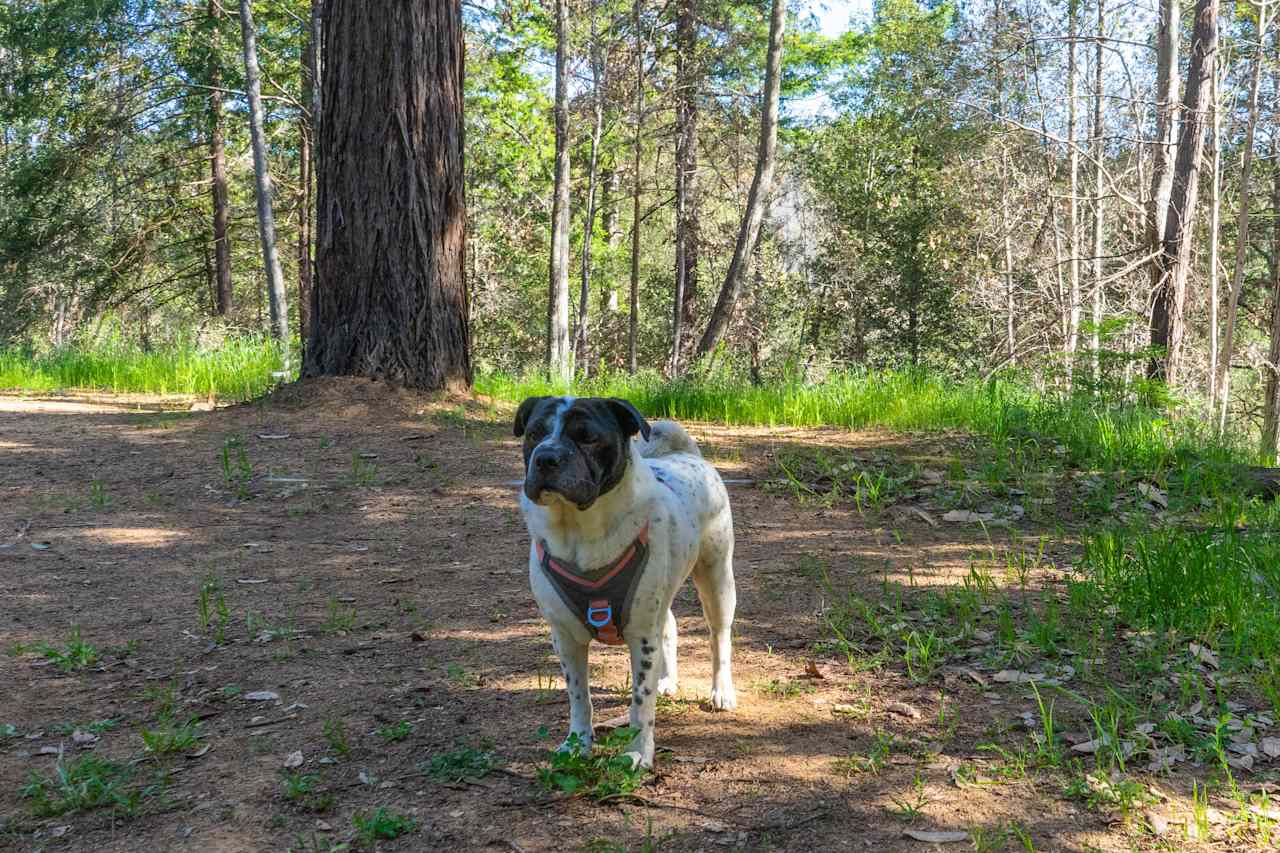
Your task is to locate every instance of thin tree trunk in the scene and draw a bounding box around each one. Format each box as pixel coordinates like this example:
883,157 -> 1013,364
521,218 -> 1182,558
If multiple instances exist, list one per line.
695,0 -> 785,358
1148,0 -> 1218,384
297,6 -> 316,345
1217,0 -> 1271,429
1206,47 -> 1221,405
1261,137 -> 1280,457
995,0 -> 1014,364
601,167 -> 620,314
1147,0 -> 1180,254
1066,0 -> 1080,380
671,0 -> 700,374
548,0 -> 572,381
573,7 -> 604,376
303,0 -> 471,390
238,0 -> 290,359
209,0 -> 233,317
628,0 -> 643,374
1090,0 -> 1105,379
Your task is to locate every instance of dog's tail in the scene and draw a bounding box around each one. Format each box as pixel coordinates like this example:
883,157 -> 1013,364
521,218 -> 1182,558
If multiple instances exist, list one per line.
639,420 -> 701,458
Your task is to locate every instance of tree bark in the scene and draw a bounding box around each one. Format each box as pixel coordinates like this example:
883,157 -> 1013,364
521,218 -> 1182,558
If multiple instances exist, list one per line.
208,0 -> 233,317
1261,137 -> 1280,457
671,0 -> 700,374
297,2 -> 318,345
1090,0 -> 1105,379
573,6 -> 605,376
1147,0 -> 1180,256
1066,0 -> 1080,379
601,167 -> 620,314
238,0 -> 290,356
547,0 -> 572,381
1147,0 -> 1217,384
1206,44 -> 1221,405
629,0 -> 644,374
1216,0 -> 1271,428
695,0 -> 784,358
302,0 -> 470,390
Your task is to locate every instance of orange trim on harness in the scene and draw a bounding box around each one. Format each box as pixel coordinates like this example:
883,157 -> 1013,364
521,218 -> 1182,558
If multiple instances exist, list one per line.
535,524 -> 649,645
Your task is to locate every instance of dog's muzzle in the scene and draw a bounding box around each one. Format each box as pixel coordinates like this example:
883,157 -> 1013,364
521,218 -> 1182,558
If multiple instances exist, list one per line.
524,444 -> 596,509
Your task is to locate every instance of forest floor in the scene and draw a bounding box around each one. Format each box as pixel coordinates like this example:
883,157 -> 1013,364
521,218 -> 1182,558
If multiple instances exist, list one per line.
1,379 -> 1273,852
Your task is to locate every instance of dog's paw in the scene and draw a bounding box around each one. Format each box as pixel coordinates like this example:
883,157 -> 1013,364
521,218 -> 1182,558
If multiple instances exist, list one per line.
621,750 -> 653,770
655,676 -> 678,696
709,685 -> 737,711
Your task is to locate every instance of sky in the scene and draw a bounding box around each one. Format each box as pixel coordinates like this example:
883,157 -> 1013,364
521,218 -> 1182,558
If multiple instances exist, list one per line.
810,0 -> 873,37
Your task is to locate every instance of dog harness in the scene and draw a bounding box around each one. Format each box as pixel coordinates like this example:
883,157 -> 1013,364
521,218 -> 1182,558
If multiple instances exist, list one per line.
536,524 -> 650,645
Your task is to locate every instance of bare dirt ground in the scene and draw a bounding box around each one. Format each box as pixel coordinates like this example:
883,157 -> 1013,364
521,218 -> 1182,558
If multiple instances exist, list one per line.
0,379 -> 1255,852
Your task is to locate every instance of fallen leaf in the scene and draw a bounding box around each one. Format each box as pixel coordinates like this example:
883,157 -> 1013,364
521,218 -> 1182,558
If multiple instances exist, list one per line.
257,433 -> 291,440
244,691 -> 280,702
594,712 -> 632,730
236,578 -> 269,585
803,660 -> 825,680
1189,643 -> 1220,669
992,669 -> 1035,684
315,820 -> 332,832
1071,738 -> 1103,754
283,750 -> 304,769
1137,482 -> 1169,508
1262,737 -> 1280,759
31,541 -> 51,550
71,729 -> 98,748
187,744 -> 211,758
50,826 -> 70,838
1227,754 -> 1254,771
942,510 -> 991,523
903,829 -> 968,843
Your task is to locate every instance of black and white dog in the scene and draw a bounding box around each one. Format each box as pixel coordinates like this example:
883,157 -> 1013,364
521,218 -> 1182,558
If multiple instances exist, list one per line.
514,396 -> 737,769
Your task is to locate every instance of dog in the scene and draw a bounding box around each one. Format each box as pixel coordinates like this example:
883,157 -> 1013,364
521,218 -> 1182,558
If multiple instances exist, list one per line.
514,396 -> 737,769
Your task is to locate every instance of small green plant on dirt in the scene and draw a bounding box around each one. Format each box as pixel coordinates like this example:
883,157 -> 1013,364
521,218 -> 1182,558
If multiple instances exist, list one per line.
348,453 -> 378,487
140,717 -> 204,755
1029,684 -> 1064,767
445,662 -> 477,688
2,723 -> 19,738
538,728 -> 646,799
281,772 -> 319,800
197,577 -> 231,643
376,721 -> 412,743
323,718 -> 351,758
886,772 -> 930,822
754,677 -> 816,699
833,732 -> 895,776
140,680 -> 179,721
221,435 -> 253,499
969,824 -> 1009,853
903,629 -> 944,683
21,755 -> 160,818
89,478 -> 110,509
352,807 -> 416,846
322,597 -> 357,634
422,744 -> 504,782
51,718 -> 118,736
35,626 -> 99,672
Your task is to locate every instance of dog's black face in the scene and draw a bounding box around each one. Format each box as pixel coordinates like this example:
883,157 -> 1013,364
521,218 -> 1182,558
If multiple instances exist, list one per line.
513,396 -> 651,510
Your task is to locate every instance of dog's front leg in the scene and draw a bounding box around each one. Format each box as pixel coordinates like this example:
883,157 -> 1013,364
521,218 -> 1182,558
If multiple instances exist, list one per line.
551,624 -> 593,751
622,630 -> 660,768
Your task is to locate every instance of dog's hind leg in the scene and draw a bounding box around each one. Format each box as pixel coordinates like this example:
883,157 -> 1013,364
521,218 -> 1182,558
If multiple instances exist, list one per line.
656,609 -> 678,696
551,625 -> 593,751
691,520 -> 737,711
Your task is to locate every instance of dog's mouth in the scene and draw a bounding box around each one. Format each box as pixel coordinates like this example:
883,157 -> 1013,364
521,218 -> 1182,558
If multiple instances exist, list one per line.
524,480 -> 597,512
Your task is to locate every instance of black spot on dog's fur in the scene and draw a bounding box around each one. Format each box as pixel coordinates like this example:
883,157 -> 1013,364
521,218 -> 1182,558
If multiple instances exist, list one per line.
640,659 -> 653,670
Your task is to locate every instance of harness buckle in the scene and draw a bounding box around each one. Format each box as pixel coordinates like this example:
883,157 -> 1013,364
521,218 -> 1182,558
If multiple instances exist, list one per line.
586,600 -> 612,628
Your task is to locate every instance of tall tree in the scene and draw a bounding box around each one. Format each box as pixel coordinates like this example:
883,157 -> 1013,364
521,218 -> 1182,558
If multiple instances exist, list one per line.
573,3 -> 605,375
238,0 -> 289,353
303,0 -> 471,389
297,0 -> 322,344
1147,0 -> 1217,383
208,0 -> 232,317
695,0 -> 785,358
1089,0 -> 1105,375
547,0 -> 572,381
1216,0 -> 1272,427
1261,136 -> 1280,456
671,0 -> 700,373
1066,0 -> 1080,377
629,0 -> 644,374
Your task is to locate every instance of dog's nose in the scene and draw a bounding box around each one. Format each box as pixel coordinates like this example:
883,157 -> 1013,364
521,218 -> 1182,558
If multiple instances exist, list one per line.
533,449 -> 564,470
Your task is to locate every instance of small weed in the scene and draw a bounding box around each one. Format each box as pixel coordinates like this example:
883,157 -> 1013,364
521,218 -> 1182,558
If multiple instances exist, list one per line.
754,677 -> 816,699
36,626 -> 99,672
322,598 -> 357,634
197,577 -> 231,643
833,732 -> 894,776
352,807 -> 416,845
886,773 -> 930,821
348,453 -> 378,487
904,630 -> 944,683
445,662 -> 477,688
323,718 -> 350,758
281,772 -> 319,800
538,727 -> 646,799
221,435 -> 253,499
140,681 -> 178,721
51,718 -> 118,736
21,755 -> 159,818
140,717 -> 204,755
89,479 -> 110,509
422,744 -> 504,782
376,721 -> 413,743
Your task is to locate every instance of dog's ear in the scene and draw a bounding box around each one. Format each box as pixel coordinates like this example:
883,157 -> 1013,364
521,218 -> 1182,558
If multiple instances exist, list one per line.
606,398 -> 651,441
513,396 -> 550,437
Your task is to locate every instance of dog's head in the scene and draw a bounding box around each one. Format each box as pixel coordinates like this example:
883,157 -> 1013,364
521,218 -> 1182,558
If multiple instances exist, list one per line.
513,396 -> 651,510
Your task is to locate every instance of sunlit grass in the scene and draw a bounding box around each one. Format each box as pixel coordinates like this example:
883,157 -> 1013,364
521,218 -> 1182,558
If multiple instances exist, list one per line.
0,337 -> 288,401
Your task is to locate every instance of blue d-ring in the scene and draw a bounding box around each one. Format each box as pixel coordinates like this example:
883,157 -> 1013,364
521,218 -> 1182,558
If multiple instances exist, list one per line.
586,605 -> 612,628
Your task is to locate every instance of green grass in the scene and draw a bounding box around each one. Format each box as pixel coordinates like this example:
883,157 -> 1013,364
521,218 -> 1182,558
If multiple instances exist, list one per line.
21,755 -> 160,818
477,368 -> 1247,478
0,336 -> 288,401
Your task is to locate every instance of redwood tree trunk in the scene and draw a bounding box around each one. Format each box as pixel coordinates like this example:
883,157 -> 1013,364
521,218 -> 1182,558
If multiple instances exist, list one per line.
695,0 -> 784,358
303,0 -> 471,390
1148,0 -> 1217,383
208,0 -> 233,316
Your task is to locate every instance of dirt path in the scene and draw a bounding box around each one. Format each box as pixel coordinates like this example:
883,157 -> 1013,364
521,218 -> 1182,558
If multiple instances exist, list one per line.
0,381 -> 1203,851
